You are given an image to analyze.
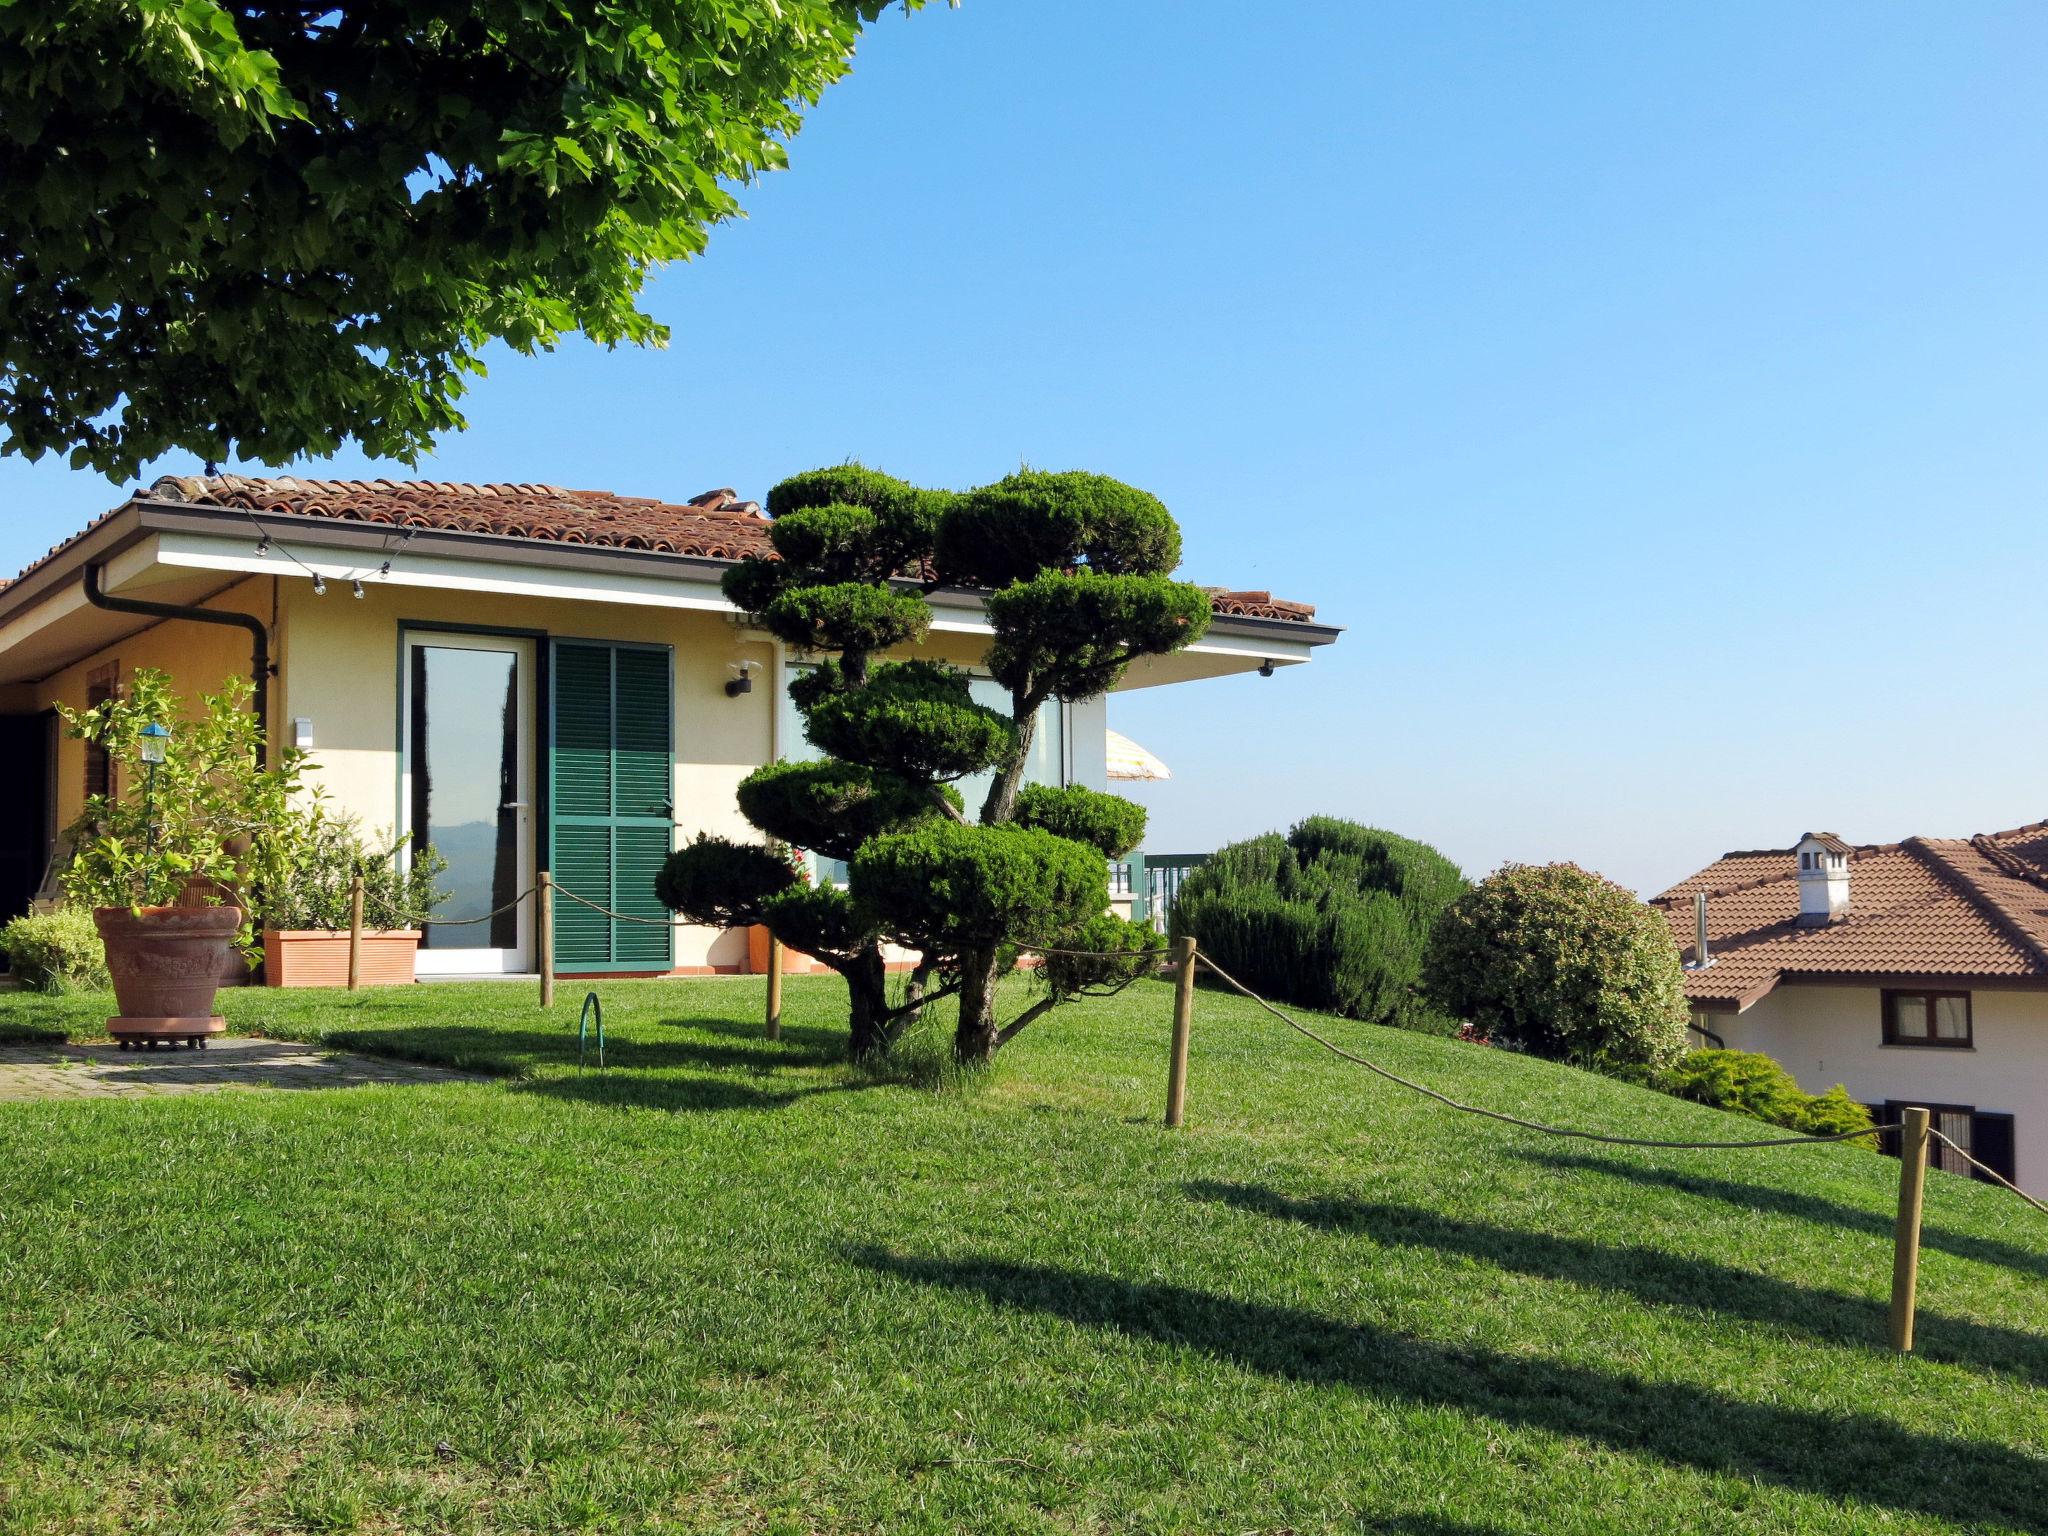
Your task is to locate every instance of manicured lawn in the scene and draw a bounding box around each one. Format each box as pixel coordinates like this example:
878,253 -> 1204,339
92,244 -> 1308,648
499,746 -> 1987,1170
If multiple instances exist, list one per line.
1,975 -> 2045,1533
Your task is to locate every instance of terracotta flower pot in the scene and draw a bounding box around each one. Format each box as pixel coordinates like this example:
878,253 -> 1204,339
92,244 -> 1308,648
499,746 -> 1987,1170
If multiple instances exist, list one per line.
747,924 -> 808,975
263,929 -> 421,988
93,904 -> 242,1046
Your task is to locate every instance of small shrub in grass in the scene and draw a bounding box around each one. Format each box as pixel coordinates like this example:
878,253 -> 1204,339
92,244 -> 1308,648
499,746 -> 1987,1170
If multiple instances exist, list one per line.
0,906 -> 108,993
1657,1049 -> 1878,1148
1422,862 -> 1689,1073
1170,818 -> 1467,1032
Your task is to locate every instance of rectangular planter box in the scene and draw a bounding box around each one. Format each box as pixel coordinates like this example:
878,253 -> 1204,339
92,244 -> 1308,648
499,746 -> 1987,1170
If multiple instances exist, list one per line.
263,929 -> 421,988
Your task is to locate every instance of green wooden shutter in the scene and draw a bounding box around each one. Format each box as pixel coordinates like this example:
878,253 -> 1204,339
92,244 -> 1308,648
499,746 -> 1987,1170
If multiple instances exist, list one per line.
548,641 -> 674,971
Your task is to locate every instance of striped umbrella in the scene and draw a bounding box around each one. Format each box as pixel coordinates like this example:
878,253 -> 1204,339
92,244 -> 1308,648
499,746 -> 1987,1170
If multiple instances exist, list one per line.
1106,728 -> 1171,782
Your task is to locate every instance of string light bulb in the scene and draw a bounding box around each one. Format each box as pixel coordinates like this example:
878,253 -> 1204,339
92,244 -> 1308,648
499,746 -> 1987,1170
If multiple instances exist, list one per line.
311,575 -> 326,596
351,579 -> 365,600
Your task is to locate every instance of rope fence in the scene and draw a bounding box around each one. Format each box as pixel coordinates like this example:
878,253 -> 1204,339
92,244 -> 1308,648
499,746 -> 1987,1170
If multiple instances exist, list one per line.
1070,932 -> 2041,1357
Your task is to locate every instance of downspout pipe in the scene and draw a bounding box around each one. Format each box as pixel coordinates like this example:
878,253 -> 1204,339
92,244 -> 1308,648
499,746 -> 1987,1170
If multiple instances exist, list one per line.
82,563 -> 270,753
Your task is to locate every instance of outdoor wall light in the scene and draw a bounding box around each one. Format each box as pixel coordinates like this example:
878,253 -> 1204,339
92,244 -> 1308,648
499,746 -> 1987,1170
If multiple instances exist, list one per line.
1258,659 -> 1276,678
725,661 -> 758,698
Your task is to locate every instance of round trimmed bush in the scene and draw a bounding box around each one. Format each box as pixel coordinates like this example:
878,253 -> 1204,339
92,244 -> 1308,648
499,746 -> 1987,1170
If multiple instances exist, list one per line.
1422,862 -> 1689,1072
1170,817 -> 1467,1031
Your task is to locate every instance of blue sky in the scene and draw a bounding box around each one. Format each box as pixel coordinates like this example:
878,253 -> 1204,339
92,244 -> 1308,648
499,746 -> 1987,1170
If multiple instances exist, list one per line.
4,1 -> 2045,895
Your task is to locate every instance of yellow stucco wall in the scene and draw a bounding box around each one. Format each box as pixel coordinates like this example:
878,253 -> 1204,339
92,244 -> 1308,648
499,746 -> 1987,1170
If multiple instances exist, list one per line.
21,575 -> 1107,972
278,579 -> 783,970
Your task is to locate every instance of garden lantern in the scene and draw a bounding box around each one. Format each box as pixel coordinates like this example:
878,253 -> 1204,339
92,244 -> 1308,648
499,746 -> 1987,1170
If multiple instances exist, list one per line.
139,721 -> 169,853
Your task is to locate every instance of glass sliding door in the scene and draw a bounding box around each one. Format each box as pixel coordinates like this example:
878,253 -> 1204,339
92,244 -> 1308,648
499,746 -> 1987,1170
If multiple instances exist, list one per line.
402,633 -> 535,974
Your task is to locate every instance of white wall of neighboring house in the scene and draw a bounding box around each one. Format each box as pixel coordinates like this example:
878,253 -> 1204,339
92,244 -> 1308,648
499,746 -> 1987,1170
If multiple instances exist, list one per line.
1715,983 -> 2048,1194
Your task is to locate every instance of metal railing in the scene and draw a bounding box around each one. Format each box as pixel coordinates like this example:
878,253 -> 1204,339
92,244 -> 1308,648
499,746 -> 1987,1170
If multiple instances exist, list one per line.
1109,852 -> 1209,932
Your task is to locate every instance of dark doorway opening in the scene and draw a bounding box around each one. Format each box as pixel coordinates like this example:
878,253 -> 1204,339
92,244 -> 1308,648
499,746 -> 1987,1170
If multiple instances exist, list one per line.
0,713 -> 55,938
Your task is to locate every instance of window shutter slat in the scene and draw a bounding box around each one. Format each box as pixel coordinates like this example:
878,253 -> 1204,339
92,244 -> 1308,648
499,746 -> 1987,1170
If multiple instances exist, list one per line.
548,641 -> 673,971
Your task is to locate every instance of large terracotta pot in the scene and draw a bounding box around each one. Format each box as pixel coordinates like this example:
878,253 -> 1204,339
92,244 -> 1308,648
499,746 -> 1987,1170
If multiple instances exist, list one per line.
747,925 -> 809,975
93,904 -> 242,1047
263,928 -> 421,988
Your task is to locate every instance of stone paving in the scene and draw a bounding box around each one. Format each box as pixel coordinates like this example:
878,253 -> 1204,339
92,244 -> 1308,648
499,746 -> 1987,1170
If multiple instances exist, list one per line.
0,1036 -> 480,1101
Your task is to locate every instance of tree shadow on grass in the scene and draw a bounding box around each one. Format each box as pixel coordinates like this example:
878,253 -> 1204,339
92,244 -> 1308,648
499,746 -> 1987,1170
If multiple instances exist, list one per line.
646,1016 -> 847,1069
309,1020 -> 843,1078
848,1246 -> 2048,1534
512,1071 -> 867,1114
1520,1150 -> 2048,1282
1186,1180 -> 2048,1389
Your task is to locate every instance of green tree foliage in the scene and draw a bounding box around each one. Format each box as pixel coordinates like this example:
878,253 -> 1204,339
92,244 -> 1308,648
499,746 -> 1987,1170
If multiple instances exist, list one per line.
1421,862 -> 1691,1073
660,462 -> 1207,1062
1656,1049 -> 1878,1149
1011,784 -> 1147,859
1170,818 -> 1468,1032
1,1 -> 924,475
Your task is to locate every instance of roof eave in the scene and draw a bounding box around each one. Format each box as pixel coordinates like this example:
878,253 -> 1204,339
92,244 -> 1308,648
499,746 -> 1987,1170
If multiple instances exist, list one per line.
0,496 -> 1342,647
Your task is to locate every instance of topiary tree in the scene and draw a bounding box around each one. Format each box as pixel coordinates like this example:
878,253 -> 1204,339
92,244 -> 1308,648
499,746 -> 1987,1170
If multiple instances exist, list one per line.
1420,862 -> 1690,1073
1170,817 -> 1467,1031
658,463 -> 1210,1062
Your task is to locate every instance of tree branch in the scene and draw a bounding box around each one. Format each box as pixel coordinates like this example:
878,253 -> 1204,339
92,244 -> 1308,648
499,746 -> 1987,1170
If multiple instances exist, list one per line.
995,994 -> 1061,1047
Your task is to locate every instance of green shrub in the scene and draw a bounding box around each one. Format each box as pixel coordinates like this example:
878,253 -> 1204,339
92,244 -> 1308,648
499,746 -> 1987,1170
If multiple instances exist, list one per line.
1422,862 -> 1690,1073
1657,1049 -> 1878,1149
0,906 -> 109,994
851,821 -> 1106,951
1171,819 -> 1467,1032
257,816 -> 448,932
657,836 -> 799,931
1013,783 -> 1147,859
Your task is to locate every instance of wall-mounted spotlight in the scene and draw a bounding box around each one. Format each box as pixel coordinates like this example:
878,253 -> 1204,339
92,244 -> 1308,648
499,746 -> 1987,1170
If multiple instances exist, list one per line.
1257,659 -> 1276,678
725,661 -> 758,698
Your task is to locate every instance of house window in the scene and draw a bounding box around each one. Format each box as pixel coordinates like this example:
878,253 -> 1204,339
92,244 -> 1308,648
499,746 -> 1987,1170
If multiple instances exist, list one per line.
1877,1100 -> 2017,1185
1882,989 -> 1972,1048
82,662 -> 119,804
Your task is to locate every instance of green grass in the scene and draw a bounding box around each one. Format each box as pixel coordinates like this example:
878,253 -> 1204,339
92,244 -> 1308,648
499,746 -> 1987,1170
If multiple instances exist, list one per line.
2,975 -> 2045,1534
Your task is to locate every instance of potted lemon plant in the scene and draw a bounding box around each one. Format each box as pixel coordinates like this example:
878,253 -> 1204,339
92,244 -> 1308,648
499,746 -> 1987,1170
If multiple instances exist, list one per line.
59,669 -> 315,1048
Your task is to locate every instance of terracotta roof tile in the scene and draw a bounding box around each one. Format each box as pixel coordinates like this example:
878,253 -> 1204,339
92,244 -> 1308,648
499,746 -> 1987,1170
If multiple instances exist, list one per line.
149,474 -> 777,560
1655,822 -> 2048,1007
11,476 -> 1320,624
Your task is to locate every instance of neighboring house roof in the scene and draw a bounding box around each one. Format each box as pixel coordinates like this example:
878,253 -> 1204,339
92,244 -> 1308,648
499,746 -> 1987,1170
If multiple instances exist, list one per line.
1653,820 -> 2048,1010
10,474 -> 1321,624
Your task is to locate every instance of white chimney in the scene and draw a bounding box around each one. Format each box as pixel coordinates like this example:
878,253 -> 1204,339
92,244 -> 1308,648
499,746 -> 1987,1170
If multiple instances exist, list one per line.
1794,832 -> 1852,925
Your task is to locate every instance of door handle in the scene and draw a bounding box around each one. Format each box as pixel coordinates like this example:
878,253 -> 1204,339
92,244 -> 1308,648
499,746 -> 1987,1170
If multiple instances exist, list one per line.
501,801 -> 529,811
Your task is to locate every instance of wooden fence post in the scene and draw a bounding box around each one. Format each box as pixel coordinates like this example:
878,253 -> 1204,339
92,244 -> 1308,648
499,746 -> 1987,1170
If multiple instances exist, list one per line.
1890,1104 -> 1932,1352
538,870 -> 555,1008
346,873 -> 365,991
1164,934 -> 1197,1128
766,937 -> 784,1041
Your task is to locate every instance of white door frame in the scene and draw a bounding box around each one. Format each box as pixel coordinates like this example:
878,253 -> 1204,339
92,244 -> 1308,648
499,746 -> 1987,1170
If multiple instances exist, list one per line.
399,630 -> 536,975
